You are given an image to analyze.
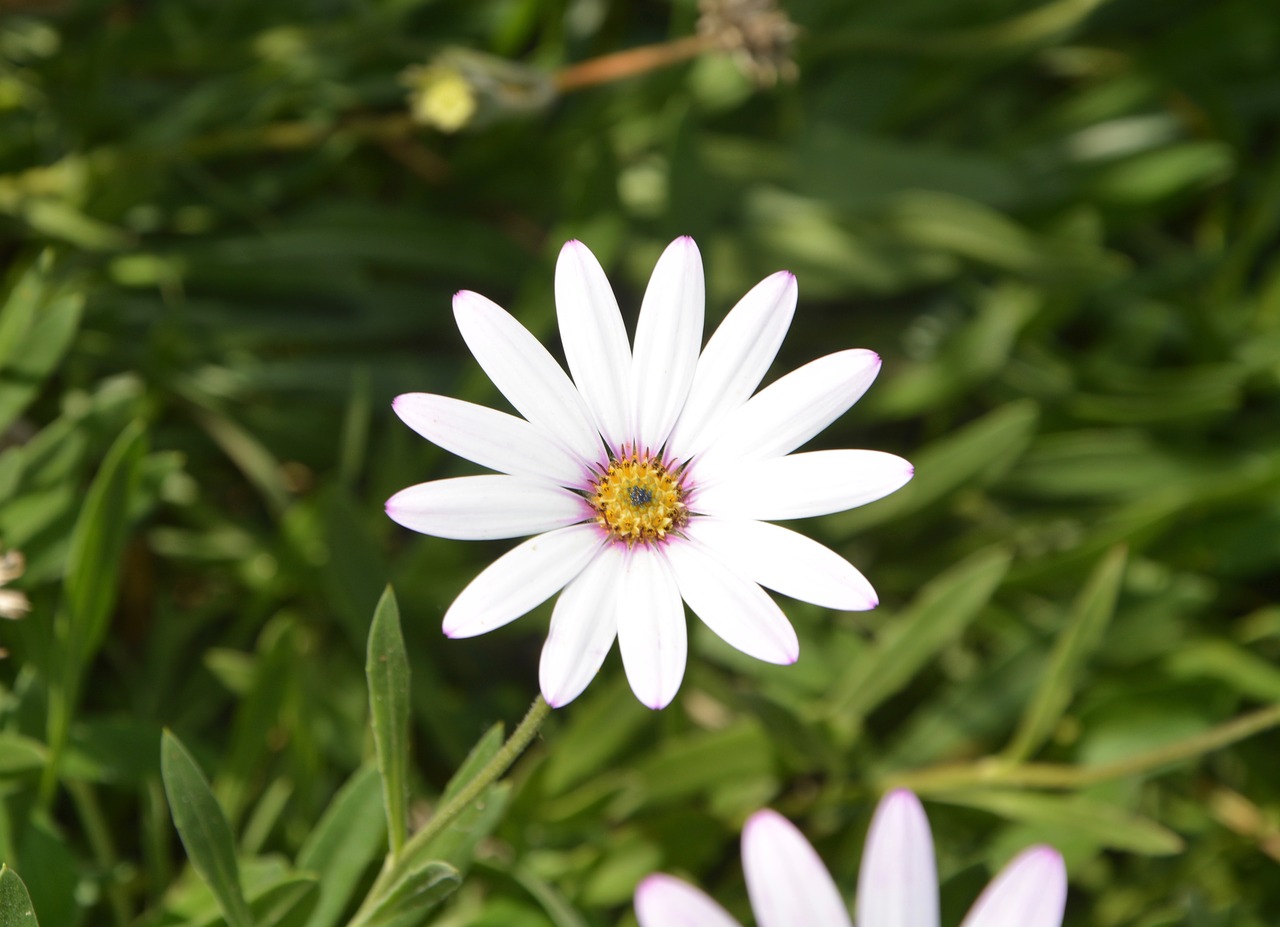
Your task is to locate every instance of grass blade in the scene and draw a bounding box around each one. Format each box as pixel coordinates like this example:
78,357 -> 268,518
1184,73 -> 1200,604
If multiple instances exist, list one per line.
825,546 -> 1012,732
1004,545 -> 1128,761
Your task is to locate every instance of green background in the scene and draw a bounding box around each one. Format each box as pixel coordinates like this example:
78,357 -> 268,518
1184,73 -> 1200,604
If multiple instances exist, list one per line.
1,0 -> 1279,925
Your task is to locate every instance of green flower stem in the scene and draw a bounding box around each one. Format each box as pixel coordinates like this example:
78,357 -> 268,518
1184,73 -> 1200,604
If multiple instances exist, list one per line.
349,694 -> 551,926
883,703 -> 1280,793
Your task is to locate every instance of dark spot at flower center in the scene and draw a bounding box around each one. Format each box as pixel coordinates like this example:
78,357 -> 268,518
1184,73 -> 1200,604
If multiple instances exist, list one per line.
628,485 -> 653,507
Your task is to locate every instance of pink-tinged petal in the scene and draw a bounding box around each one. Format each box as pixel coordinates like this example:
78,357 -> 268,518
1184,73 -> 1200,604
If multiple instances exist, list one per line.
452,290 -> 604,466
635,874 -> 744,927
691,450 -> 914,521
666,271 -> 797,462
442,524 -> 605,638
664,536 -> 798,665
685,517 -> 877,611
555,240 -> 633,452
539,545 -> 624,707
856,790 -> 939,927
692,349 -> 881,478
386,476 -> 589,540
393,393 -> 590,487
632,236 -> 704,453
743,809 -> 852,927
959,847 -> 1066,927
616,549 -> 687,709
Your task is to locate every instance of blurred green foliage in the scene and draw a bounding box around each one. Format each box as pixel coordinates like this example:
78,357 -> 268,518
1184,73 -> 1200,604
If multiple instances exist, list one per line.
1,0 -> 1279,925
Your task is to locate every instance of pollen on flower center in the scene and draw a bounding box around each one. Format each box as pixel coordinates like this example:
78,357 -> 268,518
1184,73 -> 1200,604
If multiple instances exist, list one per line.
591,452 -> 687,545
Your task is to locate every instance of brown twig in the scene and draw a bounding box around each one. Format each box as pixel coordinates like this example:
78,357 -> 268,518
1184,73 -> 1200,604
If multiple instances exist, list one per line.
553,34 -> 714,93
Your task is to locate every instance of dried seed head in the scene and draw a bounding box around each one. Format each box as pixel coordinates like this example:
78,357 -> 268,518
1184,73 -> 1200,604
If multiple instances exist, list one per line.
698,0 -> 800,86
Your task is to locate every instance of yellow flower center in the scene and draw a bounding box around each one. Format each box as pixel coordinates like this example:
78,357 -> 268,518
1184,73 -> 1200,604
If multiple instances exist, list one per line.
591,453 -> 687,545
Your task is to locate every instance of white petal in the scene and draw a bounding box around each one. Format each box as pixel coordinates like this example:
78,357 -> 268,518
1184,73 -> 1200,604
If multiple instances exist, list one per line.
393,393 -> 591,487
442,524 -> 605,638
539,545 -> 624,707
685,517 -> 877,611
664,536 -> 798,664
959,847 -> 1066,927
742,809 -> 852,927
386,476 -> 589,540
666,271 -> 797,462
632,237 -> 704,453
452,290 -> 604,467
856,790 -> 939,927
691,450 -> 914,521
635,874 -> 744,927
555,240 -> 633,453
616,549 -> 687,709
692,349 -> 881,478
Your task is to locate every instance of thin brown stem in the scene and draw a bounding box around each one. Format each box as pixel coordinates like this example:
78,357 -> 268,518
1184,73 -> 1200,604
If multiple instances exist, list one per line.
553,34 -> 715,93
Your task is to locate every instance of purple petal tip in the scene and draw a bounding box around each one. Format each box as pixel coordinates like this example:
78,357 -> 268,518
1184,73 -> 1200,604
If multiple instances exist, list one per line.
883,787 -> 922,808
1027,845 -> 1066,867
743,808 -> 785,840
542,688 -> 567,709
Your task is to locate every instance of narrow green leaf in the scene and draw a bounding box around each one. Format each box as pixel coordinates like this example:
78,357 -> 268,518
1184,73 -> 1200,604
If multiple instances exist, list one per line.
0,866 -> 39,927
0,253 -> 84,434
366,585 -> 411,860
1165,639 -> 1280,702
0,735 -> 47,777
190,407 -> 291,515
493,860 -> 590,927
826,547 -> 1012,728
0,260 -> 41,367
834,400 -> 1039,533
542,676 -> 648,795
249,875 -> 320,927
440,722 -> 503,803
364,861 -> 460,927
936,789 -> 1184,856
634,722 -> 773,806
160,730 -> 253,927
1005,546 -> 1128,761
61,419 -> 147,669
297,765 -> 387,927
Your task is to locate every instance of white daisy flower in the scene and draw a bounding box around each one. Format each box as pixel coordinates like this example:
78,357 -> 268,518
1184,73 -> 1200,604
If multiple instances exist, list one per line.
386,237 -> 913,709
635,790 -> 1068,927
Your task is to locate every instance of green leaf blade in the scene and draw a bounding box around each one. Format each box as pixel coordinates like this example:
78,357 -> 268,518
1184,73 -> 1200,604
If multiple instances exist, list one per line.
826,546 -> 1012,728
160,730 -> 253,927
0,866 -> 39,927
364,860 -> 460,927
297,765 -> 387,927
1005,545 -> 1128,761
366,585 -> 411,860
61,419 -> 147,670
